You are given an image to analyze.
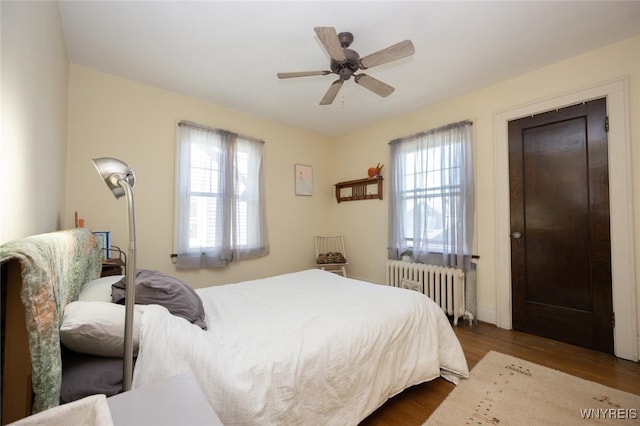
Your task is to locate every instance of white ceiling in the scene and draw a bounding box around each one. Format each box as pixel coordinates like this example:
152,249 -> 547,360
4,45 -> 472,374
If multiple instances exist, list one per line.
58,1 -> 640,138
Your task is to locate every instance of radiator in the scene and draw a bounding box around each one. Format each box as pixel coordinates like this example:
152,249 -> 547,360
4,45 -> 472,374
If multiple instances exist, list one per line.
386,260 -> 466,325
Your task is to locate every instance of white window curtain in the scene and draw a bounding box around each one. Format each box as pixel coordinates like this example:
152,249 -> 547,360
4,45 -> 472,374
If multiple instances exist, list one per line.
175,121 -> 269,269
388,120 -> 474,270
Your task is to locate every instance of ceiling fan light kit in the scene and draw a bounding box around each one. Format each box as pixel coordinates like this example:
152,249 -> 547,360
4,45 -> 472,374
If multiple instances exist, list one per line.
277,27 -> 415,105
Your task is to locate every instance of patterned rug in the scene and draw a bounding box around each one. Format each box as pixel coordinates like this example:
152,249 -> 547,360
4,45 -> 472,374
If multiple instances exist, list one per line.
425,351 -> 639,425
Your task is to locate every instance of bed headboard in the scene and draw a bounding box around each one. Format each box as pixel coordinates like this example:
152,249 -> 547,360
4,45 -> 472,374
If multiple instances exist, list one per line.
0,228 -> 102,422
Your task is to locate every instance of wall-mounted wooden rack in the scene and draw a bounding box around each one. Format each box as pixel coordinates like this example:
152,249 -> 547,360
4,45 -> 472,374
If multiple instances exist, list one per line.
334,177 -> 383,203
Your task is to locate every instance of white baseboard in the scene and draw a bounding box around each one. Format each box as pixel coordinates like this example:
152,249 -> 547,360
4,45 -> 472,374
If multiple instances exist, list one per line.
477,305 -> 497,326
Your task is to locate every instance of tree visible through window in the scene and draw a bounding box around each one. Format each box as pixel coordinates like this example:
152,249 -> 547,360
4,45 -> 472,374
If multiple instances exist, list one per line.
175,121 -> 269,269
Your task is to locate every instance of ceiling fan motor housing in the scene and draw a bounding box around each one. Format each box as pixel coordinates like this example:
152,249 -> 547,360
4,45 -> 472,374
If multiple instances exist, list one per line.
330,48 -> 360,80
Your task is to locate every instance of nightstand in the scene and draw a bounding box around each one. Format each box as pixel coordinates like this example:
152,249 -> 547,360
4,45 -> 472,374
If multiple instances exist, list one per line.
101,258 -> 125,277
101,246 -> 126,277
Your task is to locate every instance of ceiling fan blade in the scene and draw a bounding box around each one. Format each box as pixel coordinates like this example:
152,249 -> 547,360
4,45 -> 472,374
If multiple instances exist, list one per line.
354,74 -> 395,97
319,80 -> 343,105
277,71 -> 331,79
314,27 -> 346,62
359,39 -> 415,69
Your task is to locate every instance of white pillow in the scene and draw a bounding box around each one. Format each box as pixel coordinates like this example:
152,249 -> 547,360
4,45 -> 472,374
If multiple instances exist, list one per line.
60,301 -> 145,357
78,275 -> 125,302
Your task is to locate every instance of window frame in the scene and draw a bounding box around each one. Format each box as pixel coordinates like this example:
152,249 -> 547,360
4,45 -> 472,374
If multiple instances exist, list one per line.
388,120 -> 474,268
174,121 -> 268,269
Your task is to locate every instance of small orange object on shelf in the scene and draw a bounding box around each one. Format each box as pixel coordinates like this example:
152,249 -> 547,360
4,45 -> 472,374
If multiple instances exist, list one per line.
367,163 -> 384,178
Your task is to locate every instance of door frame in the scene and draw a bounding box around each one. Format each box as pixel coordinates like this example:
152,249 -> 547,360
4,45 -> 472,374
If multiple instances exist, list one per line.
494,78 -> 638,361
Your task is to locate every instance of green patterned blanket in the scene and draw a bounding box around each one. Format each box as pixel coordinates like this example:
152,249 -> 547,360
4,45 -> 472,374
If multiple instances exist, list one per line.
0,228 -> 102,413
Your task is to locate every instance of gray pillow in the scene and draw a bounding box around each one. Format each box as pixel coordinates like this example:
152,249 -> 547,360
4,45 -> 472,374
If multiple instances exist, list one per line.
112,269 -> 207,330
60,346 -> 127,403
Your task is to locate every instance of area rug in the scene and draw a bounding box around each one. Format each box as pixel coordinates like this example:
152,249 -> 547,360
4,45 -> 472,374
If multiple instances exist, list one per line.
425,351 -> 639,425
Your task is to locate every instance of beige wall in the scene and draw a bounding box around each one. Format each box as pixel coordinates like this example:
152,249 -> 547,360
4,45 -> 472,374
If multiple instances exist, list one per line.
331,36 -> 640,334
65,65 -> 334,287
0,0 -> 69,244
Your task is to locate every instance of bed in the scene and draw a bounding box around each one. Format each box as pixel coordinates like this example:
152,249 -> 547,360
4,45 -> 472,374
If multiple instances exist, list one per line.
0,228 -> 469,425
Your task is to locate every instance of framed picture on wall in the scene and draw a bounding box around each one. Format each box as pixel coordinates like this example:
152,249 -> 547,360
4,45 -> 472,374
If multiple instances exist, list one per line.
93,231 -> 110,260
294,164 -> 313,196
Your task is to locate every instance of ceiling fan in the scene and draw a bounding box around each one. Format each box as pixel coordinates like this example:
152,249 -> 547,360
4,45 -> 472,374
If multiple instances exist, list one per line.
277,27 -> 415,105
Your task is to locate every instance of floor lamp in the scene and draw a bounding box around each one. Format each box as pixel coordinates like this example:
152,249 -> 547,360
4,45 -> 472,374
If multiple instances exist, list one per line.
92,157 -> 137,392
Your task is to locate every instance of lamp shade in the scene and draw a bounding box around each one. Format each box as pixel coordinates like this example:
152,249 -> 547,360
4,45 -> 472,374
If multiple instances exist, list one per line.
92,157 -> 136,199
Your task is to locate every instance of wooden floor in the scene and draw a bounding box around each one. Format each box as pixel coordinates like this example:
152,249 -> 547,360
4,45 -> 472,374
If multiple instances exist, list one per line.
360,321 -> 640,425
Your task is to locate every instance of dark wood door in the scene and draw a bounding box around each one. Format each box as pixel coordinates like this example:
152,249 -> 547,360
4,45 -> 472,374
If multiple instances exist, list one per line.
508,98 -> 613,354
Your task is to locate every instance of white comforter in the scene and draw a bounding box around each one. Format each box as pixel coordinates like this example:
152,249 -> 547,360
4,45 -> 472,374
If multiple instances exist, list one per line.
132,269 -> 469,425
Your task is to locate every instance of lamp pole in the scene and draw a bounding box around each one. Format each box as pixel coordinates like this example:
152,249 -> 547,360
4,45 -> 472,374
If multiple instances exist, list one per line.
118,178 -> 136,391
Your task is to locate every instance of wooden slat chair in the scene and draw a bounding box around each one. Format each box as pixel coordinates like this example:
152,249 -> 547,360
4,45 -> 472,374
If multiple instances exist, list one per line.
315,235 -> 348,277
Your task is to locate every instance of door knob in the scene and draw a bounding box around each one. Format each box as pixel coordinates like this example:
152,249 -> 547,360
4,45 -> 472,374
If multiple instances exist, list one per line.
511,231 -> 522,239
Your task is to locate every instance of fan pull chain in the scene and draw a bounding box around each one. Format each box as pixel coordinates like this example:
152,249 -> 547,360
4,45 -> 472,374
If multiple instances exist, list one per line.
341,96 -> 345,108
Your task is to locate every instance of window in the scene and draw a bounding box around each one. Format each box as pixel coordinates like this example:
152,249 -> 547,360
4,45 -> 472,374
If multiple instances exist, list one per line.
388,120 -> 474,269
175,121 -> 269,269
